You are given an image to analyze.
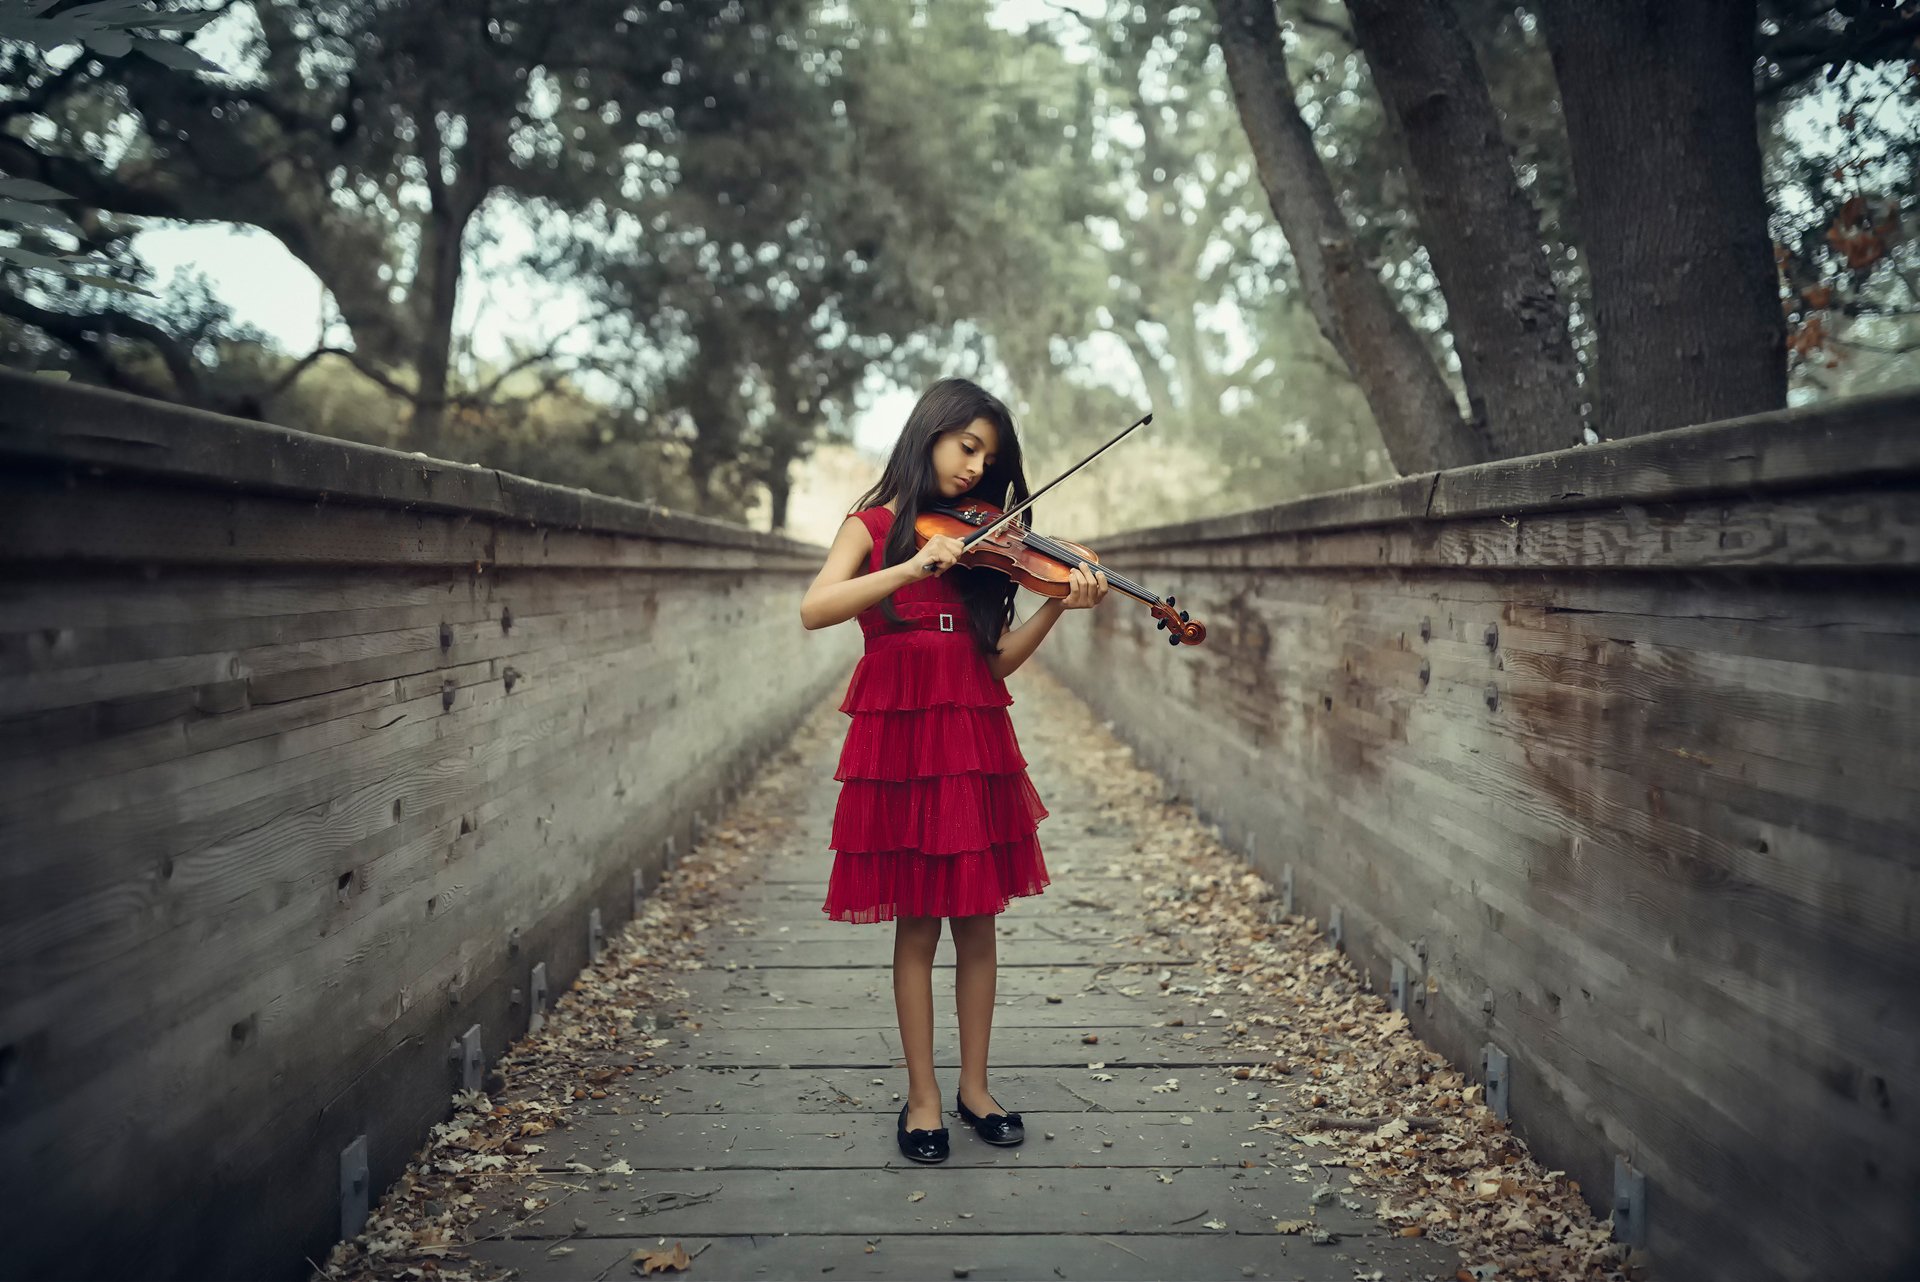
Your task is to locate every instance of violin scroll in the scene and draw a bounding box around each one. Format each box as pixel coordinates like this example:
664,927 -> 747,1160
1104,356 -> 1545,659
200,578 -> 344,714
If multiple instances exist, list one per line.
1151,593 -> 1205,646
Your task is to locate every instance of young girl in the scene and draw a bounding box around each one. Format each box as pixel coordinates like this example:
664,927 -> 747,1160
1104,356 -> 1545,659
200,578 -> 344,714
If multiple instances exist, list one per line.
798,377 -> 1109,1165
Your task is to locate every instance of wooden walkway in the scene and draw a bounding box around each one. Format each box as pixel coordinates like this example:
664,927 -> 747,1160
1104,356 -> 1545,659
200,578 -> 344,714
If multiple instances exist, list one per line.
453,674 -> 1459,1281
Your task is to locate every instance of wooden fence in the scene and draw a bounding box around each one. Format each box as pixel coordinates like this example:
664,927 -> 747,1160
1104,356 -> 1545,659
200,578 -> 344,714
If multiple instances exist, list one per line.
0,373 -> 856,1281
1040,390 -> 1920,1282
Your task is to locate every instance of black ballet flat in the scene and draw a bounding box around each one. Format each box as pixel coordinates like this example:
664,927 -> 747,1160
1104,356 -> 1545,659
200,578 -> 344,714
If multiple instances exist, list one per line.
955,1093 -> 1025,1146
896,1103 -> 950,1164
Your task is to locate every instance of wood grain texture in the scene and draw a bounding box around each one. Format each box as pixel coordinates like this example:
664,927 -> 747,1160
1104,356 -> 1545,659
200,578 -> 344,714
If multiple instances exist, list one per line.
0,393 -> 856,1282
1042,403 -> 1920,1282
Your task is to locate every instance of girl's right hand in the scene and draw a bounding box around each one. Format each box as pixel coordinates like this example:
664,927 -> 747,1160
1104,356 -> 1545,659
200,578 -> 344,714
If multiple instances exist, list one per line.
908,533 -> 966,580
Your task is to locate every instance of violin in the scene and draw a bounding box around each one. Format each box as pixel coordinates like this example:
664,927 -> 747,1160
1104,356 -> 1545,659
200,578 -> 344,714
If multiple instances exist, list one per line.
913,500 -> 1205,646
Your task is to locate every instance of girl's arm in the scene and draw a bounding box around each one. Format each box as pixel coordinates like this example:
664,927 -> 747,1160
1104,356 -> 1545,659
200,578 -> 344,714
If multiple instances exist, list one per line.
986,565 -> 1107,680
800,516 -> 966,630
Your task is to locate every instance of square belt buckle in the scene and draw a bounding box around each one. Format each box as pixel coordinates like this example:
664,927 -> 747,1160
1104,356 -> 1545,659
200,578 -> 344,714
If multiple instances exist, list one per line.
938,612 -> 954,632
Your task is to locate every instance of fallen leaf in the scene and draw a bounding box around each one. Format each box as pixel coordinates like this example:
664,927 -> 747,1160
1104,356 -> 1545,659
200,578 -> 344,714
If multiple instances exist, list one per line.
634,1241 -> 692,1273
1202,1218 -> 1227,1230
1273,1219 -> 1311,1235
908,1190 -> 926,1202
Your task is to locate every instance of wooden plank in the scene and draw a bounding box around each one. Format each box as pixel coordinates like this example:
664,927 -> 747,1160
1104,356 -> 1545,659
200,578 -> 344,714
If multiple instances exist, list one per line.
1095,387 -> 1920,554
0,369 -> 826,555
543,1065 -> 1263,1118
690,941 -> 1189,970
1,477 -> 816,572
644,1025 -> 1254,1069
465,1232 -> 1446,1282
467,1167 -> 1338,1239
535,1109 -> 1284,1171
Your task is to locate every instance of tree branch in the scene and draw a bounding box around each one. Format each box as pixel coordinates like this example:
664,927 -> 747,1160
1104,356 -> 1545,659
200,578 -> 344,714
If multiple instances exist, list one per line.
0,288 -> 193,400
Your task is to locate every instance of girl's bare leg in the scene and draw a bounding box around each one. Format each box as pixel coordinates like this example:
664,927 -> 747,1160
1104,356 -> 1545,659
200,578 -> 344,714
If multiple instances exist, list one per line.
894,914 -> 944,1130
949,912 -> 1004,1115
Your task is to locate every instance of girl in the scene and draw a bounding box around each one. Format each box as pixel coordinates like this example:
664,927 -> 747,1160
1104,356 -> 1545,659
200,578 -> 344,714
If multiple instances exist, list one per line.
799,377 -> 1109,1165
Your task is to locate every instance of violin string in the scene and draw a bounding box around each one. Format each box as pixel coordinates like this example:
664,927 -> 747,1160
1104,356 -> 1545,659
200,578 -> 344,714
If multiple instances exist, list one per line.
958,508 -> 1178,616
1015,527 -> 1161,606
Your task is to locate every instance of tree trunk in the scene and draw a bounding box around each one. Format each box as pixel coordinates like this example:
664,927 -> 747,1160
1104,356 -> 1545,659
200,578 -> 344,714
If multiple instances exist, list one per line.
409,205 -> 466,456
1537,0 -> 1786,437
766,459 -> 793,534
1213,0 -> 1489,473
1345,0 -> 1584,457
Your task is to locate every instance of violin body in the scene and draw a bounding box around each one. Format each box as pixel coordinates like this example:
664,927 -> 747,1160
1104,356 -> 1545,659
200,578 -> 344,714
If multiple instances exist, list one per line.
913,501 -> 1205,646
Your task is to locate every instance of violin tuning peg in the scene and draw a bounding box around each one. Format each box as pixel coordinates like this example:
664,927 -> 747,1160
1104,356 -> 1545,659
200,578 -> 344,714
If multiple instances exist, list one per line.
1156,618 -> 1167,630
1179,611 -> 1189,622
1166,595 -> 1175,606
1169,634 -> 1180,646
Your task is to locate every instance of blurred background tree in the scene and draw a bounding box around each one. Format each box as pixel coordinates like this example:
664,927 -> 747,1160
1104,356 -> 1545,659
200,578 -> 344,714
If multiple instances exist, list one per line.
2,0 -> 1912,538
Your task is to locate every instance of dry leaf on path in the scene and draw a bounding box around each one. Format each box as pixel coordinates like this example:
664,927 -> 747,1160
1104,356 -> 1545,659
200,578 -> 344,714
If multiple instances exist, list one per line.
634,1241 -> 692,1273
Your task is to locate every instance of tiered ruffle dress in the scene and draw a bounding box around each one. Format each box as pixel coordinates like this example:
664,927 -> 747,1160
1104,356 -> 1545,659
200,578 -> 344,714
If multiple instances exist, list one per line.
822,505 -> 1051,922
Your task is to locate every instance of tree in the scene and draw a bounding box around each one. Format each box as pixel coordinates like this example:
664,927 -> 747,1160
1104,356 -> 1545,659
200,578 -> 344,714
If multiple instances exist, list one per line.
1216,0 -> 1487,469
0,0 -> 815,450
1537,0 -> 1786,438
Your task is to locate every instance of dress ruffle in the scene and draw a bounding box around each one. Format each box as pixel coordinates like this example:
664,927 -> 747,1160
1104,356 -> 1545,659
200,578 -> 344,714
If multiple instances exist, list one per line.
822,836 -> 1052,923
831,772 -> 1048,854
839,641 -> 1013,713
836,705 -> 1028,781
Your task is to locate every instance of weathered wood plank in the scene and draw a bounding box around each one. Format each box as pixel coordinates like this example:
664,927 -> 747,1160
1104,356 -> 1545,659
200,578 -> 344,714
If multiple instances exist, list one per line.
645,1025 -> 1254,1069
464,1232 -> 1435,1282
536,1109 -> 1281,1170
469,1167 -> 1332,1238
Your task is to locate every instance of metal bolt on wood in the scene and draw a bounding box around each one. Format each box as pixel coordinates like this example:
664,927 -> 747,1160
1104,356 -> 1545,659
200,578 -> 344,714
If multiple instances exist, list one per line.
500,605 -> 513,633
1419,659 -> 1431,687
530,963 -> 549,1034
1484,682 -> 1500,711
1419,616 -> 1431,642
440,679 -> 456,713
1612,1157 -> 1648,1249
502,666 -> 520,693
458,1024 -> 483,1092
439,621 -> 452,650
339,1135 -> 369,1240
1483,1044 -> 1511,1121
1485,622 -> 1499,651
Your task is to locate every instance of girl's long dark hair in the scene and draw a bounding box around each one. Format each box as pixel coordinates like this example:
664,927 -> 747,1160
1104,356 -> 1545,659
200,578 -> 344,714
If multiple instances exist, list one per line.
851,377 -> 1030,656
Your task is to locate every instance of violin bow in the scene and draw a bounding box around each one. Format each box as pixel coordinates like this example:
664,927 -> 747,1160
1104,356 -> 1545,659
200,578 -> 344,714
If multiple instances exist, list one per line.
919,410 -> 1152,572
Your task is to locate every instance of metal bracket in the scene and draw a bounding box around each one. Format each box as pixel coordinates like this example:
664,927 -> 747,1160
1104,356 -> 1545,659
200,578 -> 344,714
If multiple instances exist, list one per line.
1389,960 -> 1408,1013
339,1134 -> 369,1240
457,1023 -> 483,1092
1281,865 -> 1294,916
588,907 -> 604,962
1612,1156 -> 1647,1248
1482,1044 -> 1511,1121
529,963 -> 549,1034
1327,905 -> 1343,950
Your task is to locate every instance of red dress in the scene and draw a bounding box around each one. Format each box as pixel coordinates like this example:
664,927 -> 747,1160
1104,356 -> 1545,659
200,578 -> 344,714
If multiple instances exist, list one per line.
822,506 -> 1051,922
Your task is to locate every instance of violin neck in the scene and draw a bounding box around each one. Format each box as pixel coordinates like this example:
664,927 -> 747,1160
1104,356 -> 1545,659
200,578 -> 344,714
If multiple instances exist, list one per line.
1095,568 -> 1160,607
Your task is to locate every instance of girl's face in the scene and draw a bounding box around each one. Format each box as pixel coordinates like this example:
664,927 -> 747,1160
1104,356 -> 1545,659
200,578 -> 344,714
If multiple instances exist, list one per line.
929,416 -> 1000,501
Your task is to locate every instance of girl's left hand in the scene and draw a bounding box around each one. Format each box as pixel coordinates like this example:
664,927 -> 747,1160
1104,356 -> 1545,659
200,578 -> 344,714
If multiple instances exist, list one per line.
1060,563 -> 1110,610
